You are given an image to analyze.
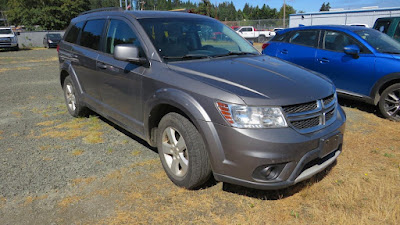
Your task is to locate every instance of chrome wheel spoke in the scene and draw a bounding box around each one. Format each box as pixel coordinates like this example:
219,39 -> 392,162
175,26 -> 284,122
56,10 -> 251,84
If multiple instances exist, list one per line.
171,157 -> 180,175
178,154 -> 188,174
176,136 -> 186,152
389,107 -> 400,116
162,142 -> 174,155
388,93 -> 399,102
386,105 -> 397,112
165,127 -> 178,146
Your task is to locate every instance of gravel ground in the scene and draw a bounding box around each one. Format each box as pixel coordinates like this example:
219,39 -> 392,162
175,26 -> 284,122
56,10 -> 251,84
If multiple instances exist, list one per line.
0,49 -> 160,224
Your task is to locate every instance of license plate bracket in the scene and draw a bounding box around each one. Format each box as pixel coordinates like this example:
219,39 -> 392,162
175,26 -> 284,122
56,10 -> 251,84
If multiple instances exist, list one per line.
320,133 -> 341,158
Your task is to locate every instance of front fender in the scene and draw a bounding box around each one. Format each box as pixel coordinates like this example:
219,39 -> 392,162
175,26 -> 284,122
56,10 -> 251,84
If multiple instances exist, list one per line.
143,88 -> 228,173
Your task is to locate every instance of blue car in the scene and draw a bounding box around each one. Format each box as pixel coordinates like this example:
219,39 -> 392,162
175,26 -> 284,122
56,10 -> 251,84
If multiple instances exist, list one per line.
262,25 -> 400,121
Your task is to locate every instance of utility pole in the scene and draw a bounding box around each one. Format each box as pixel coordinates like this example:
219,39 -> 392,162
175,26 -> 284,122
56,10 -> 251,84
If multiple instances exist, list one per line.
283,0 -> 286,28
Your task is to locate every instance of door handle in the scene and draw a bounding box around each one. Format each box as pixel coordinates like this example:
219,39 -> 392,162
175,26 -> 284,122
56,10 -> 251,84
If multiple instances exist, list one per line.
280,49 -> 288,54
97,62 -> 108,69
318,58 -> 330,63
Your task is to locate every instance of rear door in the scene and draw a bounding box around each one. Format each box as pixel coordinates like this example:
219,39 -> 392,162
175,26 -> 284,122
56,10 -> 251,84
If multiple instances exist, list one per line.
72,19 -> 106,106
314,30 -> 375,96
275,29 -> 319,70
96,17 -> 146,132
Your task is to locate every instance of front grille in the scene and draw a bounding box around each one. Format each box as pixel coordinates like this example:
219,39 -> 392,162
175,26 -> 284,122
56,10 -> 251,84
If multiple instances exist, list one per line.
283,94 -> 337,133
0,37 -> 11,43
323,94 -> 334,106
292,117 -> 320,129
282,101 -> 317,114
325,108 -> 335,121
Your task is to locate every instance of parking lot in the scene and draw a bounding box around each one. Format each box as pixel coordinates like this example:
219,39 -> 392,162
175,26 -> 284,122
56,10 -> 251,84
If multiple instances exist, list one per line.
0,48 -> 399,224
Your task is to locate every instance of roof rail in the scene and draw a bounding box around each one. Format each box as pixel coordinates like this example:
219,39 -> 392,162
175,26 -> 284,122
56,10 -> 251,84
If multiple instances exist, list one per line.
79,7 -> 124,16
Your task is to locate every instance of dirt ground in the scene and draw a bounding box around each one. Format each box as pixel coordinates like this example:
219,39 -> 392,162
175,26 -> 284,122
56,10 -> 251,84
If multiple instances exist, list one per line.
0,48 -> 399,224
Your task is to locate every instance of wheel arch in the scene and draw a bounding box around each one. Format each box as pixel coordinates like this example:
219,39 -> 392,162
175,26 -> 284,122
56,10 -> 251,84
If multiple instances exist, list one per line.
370,72 -> 400,105
144,88 -> 211,147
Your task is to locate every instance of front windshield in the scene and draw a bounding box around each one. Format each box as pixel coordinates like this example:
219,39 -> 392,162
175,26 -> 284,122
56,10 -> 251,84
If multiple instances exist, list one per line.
138,17 -> 259,61
0,29 -> 12,35
355,29 -> 400,54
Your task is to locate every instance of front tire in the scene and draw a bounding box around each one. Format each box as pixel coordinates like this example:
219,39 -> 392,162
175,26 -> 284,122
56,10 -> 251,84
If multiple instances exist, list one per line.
378,83 -> 400,121
157,113 -> 212,189
63,76 -> 89,117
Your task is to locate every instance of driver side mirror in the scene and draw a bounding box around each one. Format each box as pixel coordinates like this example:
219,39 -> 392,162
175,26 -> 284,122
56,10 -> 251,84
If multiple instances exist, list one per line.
114,44 -> 147,65
344,44 -> 360,59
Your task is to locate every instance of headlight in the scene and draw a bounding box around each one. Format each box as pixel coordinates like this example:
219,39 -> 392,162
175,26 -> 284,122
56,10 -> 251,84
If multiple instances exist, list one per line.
216,102 -> 287,128
48,40 -> 53,43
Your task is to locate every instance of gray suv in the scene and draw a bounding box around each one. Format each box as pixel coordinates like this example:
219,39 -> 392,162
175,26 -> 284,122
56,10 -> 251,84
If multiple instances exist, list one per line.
58,8 -> 346,190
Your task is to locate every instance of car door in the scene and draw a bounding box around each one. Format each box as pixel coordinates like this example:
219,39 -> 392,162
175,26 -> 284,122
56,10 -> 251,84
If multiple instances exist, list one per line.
96,18 -> 146,132
275,29 -> 319,70
71,19 -> 106,106
239,27 -> 254,39
314,30 -> 375,96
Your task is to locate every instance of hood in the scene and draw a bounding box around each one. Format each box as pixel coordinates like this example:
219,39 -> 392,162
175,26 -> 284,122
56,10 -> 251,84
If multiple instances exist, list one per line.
0,34 -> 15,38
168,55 -> 335,106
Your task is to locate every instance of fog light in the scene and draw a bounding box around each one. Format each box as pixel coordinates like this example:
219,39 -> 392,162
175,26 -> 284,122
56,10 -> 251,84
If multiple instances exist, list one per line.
252,164 -> 286,181
261,166 -> 273,177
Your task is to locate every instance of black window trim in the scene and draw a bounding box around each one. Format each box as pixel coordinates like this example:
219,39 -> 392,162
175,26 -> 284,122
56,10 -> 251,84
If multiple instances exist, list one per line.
64,20 -> 86,45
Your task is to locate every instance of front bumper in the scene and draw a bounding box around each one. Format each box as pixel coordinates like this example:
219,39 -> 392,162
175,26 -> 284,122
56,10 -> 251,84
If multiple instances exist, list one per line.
200,106 -> 346,190
0,42 -> 18,48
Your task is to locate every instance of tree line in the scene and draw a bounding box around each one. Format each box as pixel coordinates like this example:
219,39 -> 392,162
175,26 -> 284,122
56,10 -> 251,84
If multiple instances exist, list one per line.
0,0 -> 297,30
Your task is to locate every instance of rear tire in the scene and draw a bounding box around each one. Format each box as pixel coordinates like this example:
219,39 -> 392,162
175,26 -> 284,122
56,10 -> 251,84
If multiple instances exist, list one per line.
63,76 -> 89,117
157,113 -> 212,189
378,83 -> 400,121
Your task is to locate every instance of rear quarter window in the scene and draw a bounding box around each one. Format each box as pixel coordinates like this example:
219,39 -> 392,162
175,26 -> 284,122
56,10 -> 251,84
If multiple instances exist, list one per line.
79,19 -> 106,50
289,30 -> 319,47
64,21 -> 85,44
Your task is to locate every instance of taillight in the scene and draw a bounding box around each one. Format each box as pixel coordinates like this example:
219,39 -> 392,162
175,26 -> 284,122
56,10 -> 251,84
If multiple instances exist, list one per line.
56,44 -> 60,52
262,43 -> 270,50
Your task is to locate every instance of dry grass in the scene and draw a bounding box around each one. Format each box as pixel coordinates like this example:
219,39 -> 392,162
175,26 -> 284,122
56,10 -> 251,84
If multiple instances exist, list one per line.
90,107 -> 399,224
32,116 -> 104,144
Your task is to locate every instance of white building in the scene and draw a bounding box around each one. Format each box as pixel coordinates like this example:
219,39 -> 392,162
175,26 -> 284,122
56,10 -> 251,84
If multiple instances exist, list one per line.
289,6 -> 400,28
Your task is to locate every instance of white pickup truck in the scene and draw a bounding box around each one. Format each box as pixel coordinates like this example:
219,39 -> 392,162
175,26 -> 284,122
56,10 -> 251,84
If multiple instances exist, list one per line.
0,27 -> 19,51
235,26 -> 271,43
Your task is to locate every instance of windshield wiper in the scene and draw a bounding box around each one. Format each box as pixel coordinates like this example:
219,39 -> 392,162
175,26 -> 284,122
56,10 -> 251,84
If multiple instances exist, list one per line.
163,54 -> 211,60
213,51 -> 259,58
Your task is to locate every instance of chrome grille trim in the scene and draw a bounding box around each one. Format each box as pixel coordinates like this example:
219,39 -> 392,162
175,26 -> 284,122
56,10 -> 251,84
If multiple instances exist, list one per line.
283,93 -> 337,133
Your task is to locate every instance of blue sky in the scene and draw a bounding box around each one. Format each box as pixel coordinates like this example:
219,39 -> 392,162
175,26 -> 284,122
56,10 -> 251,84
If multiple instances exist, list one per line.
192,0 -> 400,13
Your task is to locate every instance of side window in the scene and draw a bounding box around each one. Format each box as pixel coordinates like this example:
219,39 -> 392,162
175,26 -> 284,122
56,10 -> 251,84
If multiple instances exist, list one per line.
289,30 -> 318,47
272,31 -> 290,42
105,19 -> 143,56
323,31 -> 362,52
374,20 -> 391,33
64,21 -> 85,44
80,19 -> 106,51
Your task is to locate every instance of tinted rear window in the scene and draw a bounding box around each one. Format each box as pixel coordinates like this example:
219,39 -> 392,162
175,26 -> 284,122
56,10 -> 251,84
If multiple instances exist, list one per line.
64,21 -> 84,44
374,20 -> 391,33
79,19 -> 106,50
289,30 -> 319,47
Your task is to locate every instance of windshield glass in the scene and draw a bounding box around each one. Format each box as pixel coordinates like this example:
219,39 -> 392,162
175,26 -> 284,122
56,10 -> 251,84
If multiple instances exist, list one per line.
0,29 -> 12,35
48,33 -> 62,39
138,17 -> 259,61
355,29 -> 400,54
